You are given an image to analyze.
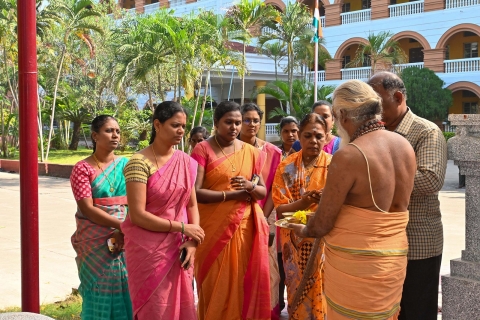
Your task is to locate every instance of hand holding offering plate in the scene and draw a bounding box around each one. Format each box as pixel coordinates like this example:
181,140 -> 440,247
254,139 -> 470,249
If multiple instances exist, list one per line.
276,210 -> 312,235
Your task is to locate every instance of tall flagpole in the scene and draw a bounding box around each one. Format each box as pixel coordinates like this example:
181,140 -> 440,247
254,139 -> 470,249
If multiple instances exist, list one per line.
313,0 -> 319,102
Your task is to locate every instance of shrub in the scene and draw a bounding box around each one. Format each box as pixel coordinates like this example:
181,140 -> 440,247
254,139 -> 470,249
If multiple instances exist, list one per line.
443,132 -> 455,141
137,140 -> 149,151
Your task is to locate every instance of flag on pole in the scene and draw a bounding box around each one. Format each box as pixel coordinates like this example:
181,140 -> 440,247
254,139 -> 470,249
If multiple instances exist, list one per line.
312,0 -> 324,42
312,6 -> 321,43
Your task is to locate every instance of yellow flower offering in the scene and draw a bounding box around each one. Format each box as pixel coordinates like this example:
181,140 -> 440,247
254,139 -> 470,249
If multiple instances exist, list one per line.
293,210 -> 308,224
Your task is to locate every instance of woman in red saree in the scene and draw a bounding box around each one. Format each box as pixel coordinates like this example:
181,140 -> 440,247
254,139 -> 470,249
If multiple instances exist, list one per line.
191,101 -> 271,320
238,103 -> 282,319
122,101 -> 205,319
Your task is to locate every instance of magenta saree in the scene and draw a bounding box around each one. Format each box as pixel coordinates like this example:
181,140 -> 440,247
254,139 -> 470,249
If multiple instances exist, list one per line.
122,151 -> 197,319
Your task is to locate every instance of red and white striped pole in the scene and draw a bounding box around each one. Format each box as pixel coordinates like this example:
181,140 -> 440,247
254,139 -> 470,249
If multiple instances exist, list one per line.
17,0 -> 40,312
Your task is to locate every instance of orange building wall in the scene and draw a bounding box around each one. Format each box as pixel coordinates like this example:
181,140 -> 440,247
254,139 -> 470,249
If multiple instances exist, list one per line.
343,0 -> 363,12
445,33 -> 480,59
123,0 -> 135,9
449,91 -> 480,114
397,38 -> 424,60
341,44 -> 361,66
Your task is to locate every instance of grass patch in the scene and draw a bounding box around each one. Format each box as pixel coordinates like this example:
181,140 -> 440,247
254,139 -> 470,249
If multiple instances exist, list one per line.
2,147 -> 135,165
0,293 -> 82,319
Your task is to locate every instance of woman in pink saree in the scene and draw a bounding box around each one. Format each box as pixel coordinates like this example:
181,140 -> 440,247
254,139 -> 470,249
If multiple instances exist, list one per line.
122,101 -> 205,319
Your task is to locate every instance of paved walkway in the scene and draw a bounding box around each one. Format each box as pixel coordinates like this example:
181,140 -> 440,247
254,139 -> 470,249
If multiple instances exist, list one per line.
0,161 -> 466,315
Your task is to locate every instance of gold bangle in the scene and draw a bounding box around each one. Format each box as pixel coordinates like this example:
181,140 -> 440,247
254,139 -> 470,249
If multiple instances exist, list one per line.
222,191 -> 226,202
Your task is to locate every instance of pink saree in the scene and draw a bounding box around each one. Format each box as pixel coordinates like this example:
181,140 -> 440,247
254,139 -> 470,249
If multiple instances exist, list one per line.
259,142 -> 282,319
122,151 -> 197,319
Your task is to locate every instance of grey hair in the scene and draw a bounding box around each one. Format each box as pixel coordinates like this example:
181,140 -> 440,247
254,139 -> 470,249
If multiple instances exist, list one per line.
367,71 -> 407,100
332,80 -> 383,125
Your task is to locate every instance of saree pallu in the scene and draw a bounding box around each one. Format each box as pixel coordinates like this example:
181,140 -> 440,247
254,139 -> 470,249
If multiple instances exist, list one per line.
272,151 -> 331,320
122,151 -> 197,320
192,143 -> 271,320
260,142 -> 282,319
71,157 -> 132,320
323,205 -> 409,320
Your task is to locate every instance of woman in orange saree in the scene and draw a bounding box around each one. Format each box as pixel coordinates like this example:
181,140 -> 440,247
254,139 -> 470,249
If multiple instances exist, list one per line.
191,101 -> 271,320
272,114 -> 332,320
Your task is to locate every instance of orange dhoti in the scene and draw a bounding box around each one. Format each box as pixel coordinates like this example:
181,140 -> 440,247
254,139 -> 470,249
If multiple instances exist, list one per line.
323,205 -> 409,320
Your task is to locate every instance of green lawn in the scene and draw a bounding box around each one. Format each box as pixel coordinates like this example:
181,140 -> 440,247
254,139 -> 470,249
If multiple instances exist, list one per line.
0,293 -> 82,319
2,148 -> 135,166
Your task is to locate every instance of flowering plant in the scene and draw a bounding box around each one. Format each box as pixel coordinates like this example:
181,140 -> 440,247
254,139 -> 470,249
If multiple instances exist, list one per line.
292,210 -> 308,224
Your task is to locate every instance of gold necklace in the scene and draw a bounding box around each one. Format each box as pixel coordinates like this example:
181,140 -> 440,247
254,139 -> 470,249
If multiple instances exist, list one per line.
92,153 -> 116,193
151,144 -> 159,170
300,155 -> 319,191
215,135 -> 236,172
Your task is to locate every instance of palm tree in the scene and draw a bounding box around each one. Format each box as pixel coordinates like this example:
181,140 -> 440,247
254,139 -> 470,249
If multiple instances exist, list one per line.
257,79 -> 335,120
347,31 -> 407,74
45,0 -> 103,161
258,41 -> 287,80
188,11 -> 241,130
113,10 -> 175,110
259,2 -> 314,111
294,33 -> 330,80
124,109 -> 152,142
227,0 -> 278,105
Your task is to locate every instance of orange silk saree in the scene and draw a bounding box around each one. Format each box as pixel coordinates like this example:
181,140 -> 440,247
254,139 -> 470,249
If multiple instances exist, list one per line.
272,150 -> 331,320
192,141 -> 271,320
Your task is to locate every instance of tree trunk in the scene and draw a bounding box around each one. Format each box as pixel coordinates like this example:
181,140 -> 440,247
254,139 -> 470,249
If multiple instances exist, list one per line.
45,47 -> 66,161
241,42 -> 246,105
157,71 -> 164,102
173,62 -> 179,101
3,40 -> 18,108
37,89 -> 45,162
139,130 -> 148,141
68,121 -> 81,150
274,57 -> 278,81
81,126 -> 90,149
198,70 -> 210,126
146,81 -> 154,111
1,101 -> 6,157
190,75 -> 202,132
288,44 -> 294,113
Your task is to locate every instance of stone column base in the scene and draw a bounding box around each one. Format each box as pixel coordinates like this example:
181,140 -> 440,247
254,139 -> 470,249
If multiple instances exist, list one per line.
442,258 -> 480,319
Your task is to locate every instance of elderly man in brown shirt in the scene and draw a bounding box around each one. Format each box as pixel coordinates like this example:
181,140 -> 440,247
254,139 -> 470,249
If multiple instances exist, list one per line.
368,72 -> 447,320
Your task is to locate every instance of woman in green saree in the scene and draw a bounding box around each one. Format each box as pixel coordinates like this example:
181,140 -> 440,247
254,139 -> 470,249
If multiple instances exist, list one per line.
70,115 -> 132,319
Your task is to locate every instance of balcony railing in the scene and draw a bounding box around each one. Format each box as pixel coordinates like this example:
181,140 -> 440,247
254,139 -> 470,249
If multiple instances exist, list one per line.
307,71 -> 326,83
444,124 -> 456,132
341,67 -> 371,80
446,0 -> 479,9
261,26 -> 278,36
265,123 -> 279,137
169,0 -> 187,8
144,2 -> 159,14
393,62 -> 424,73
445,58 -> 480,73
340,9 -> 371,24
389,1 -> 424,17
320,16 -> 325,28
